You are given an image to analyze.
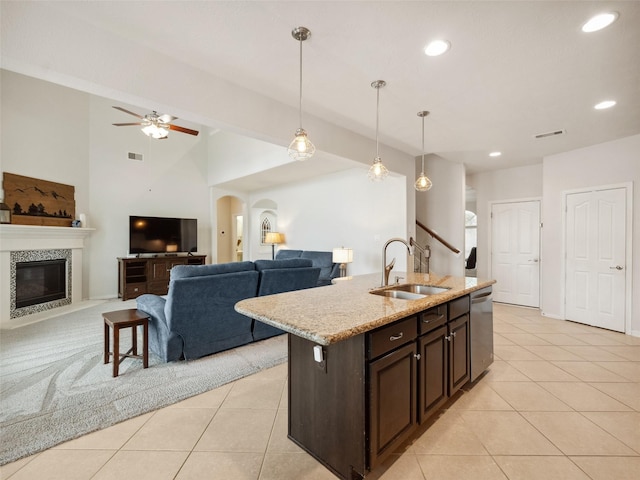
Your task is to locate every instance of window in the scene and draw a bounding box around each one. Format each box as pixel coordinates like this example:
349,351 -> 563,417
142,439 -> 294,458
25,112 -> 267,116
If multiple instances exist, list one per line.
261,217 -> 272,245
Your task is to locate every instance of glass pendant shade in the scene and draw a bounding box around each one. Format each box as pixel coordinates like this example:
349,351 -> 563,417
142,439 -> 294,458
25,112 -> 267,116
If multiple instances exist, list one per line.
415,172 -> 432,191
368,157 -> 389,181
289,26 -> 314,161
288,128 -> 315,160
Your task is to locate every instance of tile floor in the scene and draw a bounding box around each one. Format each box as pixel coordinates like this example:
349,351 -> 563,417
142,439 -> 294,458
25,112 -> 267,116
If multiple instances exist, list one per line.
2,304 -> 639,479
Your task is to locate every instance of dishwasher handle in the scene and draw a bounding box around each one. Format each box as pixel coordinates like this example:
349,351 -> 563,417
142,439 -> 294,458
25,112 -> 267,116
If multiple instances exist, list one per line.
471,292 -> 492,304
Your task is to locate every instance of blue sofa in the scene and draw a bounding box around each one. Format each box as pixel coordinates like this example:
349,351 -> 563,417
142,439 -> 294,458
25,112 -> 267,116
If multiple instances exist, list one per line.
275,250 -> 340,286
136,259 -> 320,362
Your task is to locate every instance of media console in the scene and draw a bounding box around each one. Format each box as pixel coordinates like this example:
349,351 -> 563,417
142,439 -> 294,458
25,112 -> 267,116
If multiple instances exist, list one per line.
117,255 -> 206,300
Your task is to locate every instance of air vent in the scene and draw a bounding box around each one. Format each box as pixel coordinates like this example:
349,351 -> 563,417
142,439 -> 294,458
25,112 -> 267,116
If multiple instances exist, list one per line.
534,129 -> 565,139
128,152 -> 143,161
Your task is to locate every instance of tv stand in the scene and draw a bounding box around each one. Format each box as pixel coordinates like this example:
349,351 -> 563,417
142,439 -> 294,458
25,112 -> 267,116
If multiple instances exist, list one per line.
118,255 -> 206,300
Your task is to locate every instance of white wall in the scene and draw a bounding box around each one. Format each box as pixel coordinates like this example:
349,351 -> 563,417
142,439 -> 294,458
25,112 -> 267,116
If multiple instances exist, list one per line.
416,154 -> 466,277
1,71 -> 213,300
245,168 -> 408,279
467,163 -> 543,279
1,70 -> 92,296
542,134 -> 640,335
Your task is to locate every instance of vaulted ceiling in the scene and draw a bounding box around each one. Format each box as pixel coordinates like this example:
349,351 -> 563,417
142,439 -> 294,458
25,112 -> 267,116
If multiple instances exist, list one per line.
3,1 -> 640,178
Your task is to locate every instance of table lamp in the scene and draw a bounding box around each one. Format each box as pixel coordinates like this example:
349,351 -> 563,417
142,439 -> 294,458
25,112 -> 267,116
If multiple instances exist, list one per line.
332,247 -> 353,277
265,232 -> 285,260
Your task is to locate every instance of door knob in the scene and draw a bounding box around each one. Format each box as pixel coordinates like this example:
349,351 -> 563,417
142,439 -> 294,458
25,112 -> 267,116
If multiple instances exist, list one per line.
609,265 -> 623,270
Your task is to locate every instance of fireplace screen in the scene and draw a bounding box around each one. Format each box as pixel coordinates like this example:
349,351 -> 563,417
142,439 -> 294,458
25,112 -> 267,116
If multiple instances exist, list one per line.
15,259 -> 67,308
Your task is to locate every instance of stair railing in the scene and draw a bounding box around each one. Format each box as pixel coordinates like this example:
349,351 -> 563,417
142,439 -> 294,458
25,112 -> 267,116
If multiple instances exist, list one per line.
415,220 -> 461,255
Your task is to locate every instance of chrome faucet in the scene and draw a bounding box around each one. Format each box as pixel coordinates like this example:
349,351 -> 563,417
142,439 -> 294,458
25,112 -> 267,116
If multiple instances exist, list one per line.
382,237 -> 413,286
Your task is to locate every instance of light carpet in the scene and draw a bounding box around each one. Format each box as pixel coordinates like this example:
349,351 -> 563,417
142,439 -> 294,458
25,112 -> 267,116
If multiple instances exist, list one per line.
0,299 -> 287,465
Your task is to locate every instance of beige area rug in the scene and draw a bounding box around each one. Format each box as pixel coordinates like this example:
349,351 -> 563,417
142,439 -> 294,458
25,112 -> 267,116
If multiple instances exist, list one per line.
0,299 -> 287,465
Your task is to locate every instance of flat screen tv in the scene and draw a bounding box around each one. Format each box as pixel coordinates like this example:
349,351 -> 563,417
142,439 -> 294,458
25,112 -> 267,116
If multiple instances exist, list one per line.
129,216 -> 198,255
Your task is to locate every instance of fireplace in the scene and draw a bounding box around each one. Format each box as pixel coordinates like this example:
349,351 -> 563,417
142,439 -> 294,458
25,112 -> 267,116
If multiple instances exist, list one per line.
16,259 -> 67,308
1,225 -> 93,328
9,249 -> 72,319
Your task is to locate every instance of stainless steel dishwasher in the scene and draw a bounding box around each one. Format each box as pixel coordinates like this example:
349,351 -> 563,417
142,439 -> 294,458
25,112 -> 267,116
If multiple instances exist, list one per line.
470,286 -> 493,382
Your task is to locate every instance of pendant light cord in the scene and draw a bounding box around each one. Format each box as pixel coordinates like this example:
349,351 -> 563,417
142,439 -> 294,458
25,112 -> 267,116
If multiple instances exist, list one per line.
298,36 -> 303,129
421,114 -> 425,172
375,85 -> 380,158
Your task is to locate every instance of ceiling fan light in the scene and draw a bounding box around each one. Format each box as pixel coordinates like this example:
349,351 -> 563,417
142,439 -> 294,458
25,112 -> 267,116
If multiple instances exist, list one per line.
368,157 -> 389,182
141,124 -> 168,139
415,173 -> 432,191
288,128 -> 316,160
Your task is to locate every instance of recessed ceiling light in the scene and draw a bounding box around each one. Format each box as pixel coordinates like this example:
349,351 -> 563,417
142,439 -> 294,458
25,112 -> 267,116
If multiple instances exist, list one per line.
489,151 -> 502,157
424,40 -> 450,56
582,12 -> 618,32
594,100 -> 616,110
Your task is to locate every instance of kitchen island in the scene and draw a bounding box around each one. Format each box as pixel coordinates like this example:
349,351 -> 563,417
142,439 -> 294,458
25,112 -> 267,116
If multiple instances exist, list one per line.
236,272 -> 495,480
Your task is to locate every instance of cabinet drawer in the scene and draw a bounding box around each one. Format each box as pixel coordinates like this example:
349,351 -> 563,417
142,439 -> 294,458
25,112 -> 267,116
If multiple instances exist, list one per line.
368,316 -> 418,360
419,305 -> 447,335
125,283 -> 146,298
449,295 -> 470,319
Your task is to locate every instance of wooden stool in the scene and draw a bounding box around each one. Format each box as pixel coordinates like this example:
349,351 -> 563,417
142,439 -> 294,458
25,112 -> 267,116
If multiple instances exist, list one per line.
103,309 -> 149,377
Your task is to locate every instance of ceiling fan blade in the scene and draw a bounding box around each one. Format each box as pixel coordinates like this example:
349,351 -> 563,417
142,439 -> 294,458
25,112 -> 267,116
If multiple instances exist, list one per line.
112,122 -> 144,126
112,106 -> 144,119
158,114 -> 177,123
169,124 -> 199,136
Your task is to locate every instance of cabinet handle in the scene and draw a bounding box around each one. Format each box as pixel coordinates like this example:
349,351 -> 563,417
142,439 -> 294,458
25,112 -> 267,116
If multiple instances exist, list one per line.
451,331 -> 457,338
414,353 -> 421,360
445,335 -> 452,342
423,314 -> 444,324
389,332 -> 404,341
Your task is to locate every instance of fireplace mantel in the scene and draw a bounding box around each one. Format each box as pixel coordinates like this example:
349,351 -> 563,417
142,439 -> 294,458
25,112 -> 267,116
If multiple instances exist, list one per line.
0,224 -> 95,328
0,225 -> 94,251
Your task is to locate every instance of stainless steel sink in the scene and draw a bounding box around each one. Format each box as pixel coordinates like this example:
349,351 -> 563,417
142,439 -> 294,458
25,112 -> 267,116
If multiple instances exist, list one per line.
371,289 -> 427,300
391,284 -> 450,295
370,284 -> 450,300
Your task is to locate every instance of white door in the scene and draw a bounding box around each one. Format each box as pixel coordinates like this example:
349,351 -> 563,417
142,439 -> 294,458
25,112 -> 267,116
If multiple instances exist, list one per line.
491,201 -> 540,307
565,188 -> 626,332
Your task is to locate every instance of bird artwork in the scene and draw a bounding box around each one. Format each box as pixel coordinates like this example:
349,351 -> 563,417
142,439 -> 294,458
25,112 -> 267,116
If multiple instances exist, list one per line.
2,173 -> 75,226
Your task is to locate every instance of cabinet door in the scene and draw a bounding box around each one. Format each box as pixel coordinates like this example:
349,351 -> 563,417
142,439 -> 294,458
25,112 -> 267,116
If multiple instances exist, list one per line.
418,325 -> 448,423
369,341 -> 417,468
448,314 -> 470,395
151,259 -> 171,281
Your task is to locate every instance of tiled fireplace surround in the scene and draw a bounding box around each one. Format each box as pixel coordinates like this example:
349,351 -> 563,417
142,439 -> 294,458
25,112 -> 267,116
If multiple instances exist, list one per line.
0,225 -> 93,329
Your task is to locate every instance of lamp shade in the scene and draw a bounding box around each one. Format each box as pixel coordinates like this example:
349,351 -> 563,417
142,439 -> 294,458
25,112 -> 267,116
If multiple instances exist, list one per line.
332,247 -> 353,264
265,232 -> 285,244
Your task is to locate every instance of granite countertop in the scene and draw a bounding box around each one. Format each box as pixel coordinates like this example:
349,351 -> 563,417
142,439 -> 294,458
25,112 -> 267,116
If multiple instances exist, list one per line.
235,272 -> 496,346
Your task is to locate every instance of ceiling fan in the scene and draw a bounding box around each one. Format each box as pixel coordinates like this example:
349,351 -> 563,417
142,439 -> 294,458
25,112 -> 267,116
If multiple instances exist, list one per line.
112,106 -> 199,139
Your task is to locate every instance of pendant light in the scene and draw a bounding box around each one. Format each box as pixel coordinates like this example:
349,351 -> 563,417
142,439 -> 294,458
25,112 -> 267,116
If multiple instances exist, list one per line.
415,110 -> 433,191
288,26 -> 315,161
368,80 -> 389,182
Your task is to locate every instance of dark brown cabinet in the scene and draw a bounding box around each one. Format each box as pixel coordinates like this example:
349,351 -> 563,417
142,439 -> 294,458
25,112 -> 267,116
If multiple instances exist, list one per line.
418,324 -> 448,422
118,255 -> 206,300
368,318 -> 418,468
288,294 -> 475,480
448,313 -> 470,395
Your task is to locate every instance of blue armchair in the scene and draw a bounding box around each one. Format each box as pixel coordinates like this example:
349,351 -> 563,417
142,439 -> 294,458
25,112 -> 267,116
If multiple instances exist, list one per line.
275,250 -> 340,286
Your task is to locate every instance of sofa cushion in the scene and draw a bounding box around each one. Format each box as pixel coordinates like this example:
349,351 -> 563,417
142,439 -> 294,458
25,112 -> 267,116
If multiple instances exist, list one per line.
274,250 -> 303,260
254,258 -> 312,271
171,261 -> 255,280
